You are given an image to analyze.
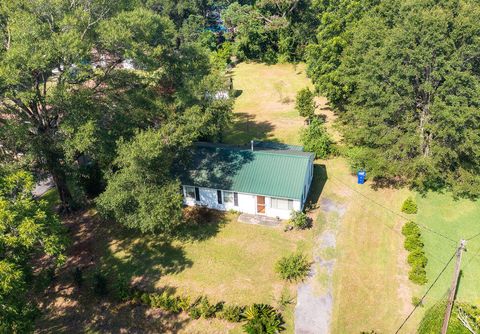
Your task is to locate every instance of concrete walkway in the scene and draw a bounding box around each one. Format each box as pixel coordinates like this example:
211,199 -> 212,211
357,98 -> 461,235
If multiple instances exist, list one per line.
237,213 -> 282,227
294,198 -> 346,334
32,176 -> 54,197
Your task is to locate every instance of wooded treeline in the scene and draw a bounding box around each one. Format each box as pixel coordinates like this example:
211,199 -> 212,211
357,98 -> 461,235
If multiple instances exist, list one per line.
1,1 -> 480,330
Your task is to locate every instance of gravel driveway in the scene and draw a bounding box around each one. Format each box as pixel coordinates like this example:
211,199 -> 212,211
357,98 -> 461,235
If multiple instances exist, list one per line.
294,199 -> 346,334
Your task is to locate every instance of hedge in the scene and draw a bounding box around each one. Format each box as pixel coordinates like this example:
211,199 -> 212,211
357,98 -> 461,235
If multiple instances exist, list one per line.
402,221 -> 428,285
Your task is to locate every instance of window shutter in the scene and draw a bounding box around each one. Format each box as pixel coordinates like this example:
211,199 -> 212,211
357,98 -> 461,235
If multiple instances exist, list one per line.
195,187 -> 200,201
217,190 -> 223,204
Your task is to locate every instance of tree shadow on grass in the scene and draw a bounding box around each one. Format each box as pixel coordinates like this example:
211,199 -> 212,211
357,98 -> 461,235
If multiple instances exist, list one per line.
225,112 -> 275,145
305,164 -> 328,212
35,207 -> 232,333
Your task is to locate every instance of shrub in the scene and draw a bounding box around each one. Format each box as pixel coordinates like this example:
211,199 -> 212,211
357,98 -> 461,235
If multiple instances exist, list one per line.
188,306 -> 202,319
412,296 -> 423,307
295,87 -> 315,120
113,274 -> 132,301
301,118 -> 333,159
407,249 -> 428,268
409,265 -> 428,285
73,267 -> 83,288
197,296 -> 219,318
278,289 -> 294,310
404,234 -> 424,252
401,221 -> 421,237
218,305 -> 244,322
188,296 -> 218,319
92,271 -> 108,296
177,295 -> 191,312
243,304 -> 285,334
149,291 -> 182,313
275,253 -> 310,282
289,211 -> 312,230
401,197 -> 418,214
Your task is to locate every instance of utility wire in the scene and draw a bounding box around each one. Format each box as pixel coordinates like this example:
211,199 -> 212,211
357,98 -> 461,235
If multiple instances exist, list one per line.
328,174 -> 458,245
394,250 -> 457,333
326,178 -> 452,264
466,230 -> 480,241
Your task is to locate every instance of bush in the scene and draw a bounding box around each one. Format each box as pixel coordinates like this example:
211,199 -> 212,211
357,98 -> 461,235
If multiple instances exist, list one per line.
149,291 -> 182,313
295,87 -> 315,120
243,304 -> 285,334
73,267 -> 83,288
218,305 -> 244,322
407,249 -> 428,268
188,296 -> 219,319
401,197 -> 418,214
401,221 -> 421,237
301,118 -> 333,159
113,274 -> 132,301
409,265 -> 428,285
402,221 -> 428,285
412,296 -> 423,307
92,271 -> 108,296
275,253 -> 310,282
289,211 -> 312,230
404,234 -> 424,252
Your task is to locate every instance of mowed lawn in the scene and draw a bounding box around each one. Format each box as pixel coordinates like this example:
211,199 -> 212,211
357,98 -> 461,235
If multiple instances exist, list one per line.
224,62 -> 319,145
318,158 -> 420,333
102,212 -> 314,333
415,193 -> 480,306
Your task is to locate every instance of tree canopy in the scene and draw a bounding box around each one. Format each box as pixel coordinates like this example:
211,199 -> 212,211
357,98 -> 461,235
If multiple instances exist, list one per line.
0,0 -> 232,211
0,170 -> 65,332
305,0 -> 480,197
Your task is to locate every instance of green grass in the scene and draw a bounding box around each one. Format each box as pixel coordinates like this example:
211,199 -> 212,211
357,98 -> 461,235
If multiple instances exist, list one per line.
101,212 -> 314,333
224,62 -> 315,146
415,192 -> 480,306
41,188 -> 60,210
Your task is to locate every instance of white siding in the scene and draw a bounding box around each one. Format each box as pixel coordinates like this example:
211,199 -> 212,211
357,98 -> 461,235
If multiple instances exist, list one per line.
265,197 -> 300,219
182,185 -> 295,219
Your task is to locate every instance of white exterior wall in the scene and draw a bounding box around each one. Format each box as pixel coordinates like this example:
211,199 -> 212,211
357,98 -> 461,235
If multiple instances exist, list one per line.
264,197 -> 301,219
182,155 -> 314,220
183,186 -> 296,219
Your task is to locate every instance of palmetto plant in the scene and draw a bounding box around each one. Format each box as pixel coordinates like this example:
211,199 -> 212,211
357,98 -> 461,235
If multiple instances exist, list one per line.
243,304 -> 285,334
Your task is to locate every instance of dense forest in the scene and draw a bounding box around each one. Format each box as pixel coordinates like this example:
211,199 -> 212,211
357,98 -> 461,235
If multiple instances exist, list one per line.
1,0 -> 480,332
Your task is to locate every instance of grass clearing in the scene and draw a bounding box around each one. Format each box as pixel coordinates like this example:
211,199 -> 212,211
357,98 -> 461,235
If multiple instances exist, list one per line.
318,158 -> 419,333
415,192 -> 480,306
224,62 -> 325,145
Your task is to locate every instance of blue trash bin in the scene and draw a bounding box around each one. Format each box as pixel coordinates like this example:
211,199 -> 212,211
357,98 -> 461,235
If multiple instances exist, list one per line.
357,171 -> 366,184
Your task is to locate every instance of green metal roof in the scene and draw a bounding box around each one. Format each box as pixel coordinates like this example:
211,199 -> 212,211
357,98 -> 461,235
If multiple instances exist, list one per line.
179,143 -> 313,200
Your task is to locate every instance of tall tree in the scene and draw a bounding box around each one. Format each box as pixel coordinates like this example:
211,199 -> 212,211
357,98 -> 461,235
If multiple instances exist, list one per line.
295,87 -> 315,121
0,170 -> 66,332
306,0 -> 379,107
96,108 -> 207,234
0,1 -> 231,209
336,0 -> 480,196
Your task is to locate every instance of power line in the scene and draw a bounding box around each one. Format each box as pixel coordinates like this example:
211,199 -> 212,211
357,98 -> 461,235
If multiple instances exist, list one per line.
328,174 -> 458,245
326,178 -> 453,264
466,230 -> 480,241
394,250 -> 457,333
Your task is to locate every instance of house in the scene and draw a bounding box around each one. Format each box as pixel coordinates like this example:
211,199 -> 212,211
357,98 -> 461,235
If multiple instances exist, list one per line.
179,142 -> 314,219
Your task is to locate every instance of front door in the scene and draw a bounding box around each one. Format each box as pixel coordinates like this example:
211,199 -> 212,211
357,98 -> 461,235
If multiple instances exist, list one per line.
257,196 -> 265,214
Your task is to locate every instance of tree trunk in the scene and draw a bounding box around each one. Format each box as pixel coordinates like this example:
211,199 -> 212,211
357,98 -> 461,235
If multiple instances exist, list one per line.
40,139 -> 73,212
50,167 -> 73,212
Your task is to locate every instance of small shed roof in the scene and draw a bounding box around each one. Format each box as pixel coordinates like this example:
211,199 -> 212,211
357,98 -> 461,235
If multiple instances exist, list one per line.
179,143 -> 313,200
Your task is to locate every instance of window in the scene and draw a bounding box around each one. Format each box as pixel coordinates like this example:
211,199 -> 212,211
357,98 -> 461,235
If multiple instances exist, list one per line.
195,187 -> 200,201
217,190 -> 223,204
234,192 -> 239,206
224,191 -> 233,204
185,186 -> 195,200
271,198 -> 293,210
